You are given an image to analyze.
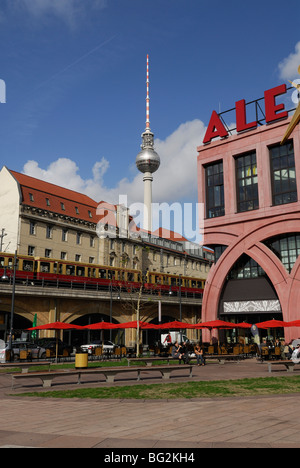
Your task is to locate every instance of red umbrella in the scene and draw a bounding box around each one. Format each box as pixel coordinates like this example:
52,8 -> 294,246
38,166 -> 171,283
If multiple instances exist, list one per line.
159,320 -> 192,329
256,319 -> 289,329
234,322 -> 252,329
193,320 -> 236,330
83,321 -> 118,330
286,320 -> 300,327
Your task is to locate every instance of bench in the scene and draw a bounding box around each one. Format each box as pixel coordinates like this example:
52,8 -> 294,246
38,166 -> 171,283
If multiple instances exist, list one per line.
0,361 -> 51,374
126,357 -> 173,366
267,360 -> 300,373
205,354 -> 244,364
11,364 -> 193,389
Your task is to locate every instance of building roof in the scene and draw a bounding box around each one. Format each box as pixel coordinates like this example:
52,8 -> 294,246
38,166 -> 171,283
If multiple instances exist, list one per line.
10,169 -> 98,223
152,227 -> 189,242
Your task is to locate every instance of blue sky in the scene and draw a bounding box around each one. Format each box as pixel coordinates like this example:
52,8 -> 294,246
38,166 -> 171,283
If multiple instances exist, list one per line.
0,0 -> 300,239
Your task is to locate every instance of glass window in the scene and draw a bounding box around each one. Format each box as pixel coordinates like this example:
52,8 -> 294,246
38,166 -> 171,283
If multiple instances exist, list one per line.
29,221 -> 36,235
228,254 -> 265,280
264,233 -> 300,273
46,225 -> 53,239
205,161 -> 225,218
235,151 -> 259,212
270,141 -> 297,206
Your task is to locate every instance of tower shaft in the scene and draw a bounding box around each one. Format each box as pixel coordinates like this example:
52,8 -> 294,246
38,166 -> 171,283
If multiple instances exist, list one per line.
135,55 -> 160,233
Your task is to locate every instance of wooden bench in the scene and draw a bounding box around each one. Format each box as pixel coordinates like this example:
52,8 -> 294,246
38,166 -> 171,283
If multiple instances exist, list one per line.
205,354 -> 244,364
267,360 -> 300,373
126,357 -> 173,366
0,361 -> 51,374
11,364 -> 193,389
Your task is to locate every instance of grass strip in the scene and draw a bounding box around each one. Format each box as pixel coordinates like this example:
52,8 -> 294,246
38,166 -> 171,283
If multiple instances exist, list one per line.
14,375 -> 300,399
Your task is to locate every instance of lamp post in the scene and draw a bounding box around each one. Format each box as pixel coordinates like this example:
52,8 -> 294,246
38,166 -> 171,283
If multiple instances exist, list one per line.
109,279 -> 112,341
179,274 -> 182,322
1,250 -> 17,359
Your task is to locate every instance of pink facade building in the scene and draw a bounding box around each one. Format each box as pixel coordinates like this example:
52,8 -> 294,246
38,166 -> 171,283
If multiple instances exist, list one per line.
197,112 -> 300,343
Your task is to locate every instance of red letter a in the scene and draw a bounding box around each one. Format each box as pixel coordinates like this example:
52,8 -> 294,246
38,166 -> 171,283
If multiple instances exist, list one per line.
203,111 -> 228,144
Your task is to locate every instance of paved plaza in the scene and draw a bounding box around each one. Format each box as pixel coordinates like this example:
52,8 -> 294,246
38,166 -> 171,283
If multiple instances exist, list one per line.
0,358 -> 300,448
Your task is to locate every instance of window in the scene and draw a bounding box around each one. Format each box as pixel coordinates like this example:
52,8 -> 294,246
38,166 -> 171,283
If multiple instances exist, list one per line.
45,249 -> 52,258
29,193 -> 34,202
45,198 -> 50,206
62,229 -> 68,242
60,202 -> 65,211
28,246 -> 35,256
264,233 -> 300,273
235,151 -> 259,212
228,254 -> 265,279
270,141 -> 297,206
89,257 -> 95,264
75,206 -> 79,215
110,239 -> 115,250
90,236 -> 95,248
29,221 -> 36,235
205,161 -> 225,218
88,210 -> 92,218
46,225 -> 53,239
76,232 -> 81,245
75,254 -> 81,262
60,252 -> 67,260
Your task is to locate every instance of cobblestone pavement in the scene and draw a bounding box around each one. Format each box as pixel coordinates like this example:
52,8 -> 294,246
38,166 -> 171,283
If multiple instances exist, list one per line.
0,358 -> 299,448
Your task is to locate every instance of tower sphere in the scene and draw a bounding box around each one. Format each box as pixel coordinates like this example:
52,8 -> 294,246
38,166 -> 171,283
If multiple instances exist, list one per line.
136,146 -> 160,174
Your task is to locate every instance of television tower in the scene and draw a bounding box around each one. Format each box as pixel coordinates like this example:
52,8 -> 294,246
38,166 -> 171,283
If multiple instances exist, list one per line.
136,55 -> 160,232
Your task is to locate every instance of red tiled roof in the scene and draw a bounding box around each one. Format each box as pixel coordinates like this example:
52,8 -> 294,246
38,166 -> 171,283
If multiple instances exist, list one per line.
10,170 -> 98,223
153,227 -> 189,242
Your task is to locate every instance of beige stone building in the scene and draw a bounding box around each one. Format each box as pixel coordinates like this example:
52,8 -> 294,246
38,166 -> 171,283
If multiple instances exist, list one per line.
0,166 -> 212,280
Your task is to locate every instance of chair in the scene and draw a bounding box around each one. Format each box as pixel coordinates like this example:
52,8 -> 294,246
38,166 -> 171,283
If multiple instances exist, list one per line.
114,347 -> 122,359
94,347 -> 103,358
233,344 -> 242,355
19,350 -> 29,361
260,347 -> 270,361
218,345 -> 228,355
208,346 -> 215,355
46,348 -> 55,358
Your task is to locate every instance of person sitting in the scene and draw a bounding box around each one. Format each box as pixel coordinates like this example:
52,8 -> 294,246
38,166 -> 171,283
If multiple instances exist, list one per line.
194,343 -> 205,366
172,341 -> 182,360
179,341 -> 190,364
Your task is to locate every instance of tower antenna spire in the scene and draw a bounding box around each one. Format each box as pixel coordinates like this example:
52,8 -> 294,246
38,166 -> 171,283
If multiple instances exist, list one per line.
146,54 -> 150,131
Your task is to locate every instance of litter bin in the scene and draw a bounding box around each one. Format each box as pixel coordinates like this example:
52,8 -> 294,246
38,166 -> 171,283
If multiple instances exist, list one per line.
75,353 -> 88,369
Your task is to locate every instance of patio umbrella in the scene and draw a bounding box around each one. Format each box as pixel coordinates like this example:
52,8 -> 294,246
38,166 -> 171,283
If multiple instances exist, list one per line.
255,319 -> 290,329
234,323 -> 252,329
193,320 -> 236,330
192,320 -> 236,345
27,321 -> 84,362
286,320 -> 300,327
159,320 -> 192,330
83,321 -> 118,330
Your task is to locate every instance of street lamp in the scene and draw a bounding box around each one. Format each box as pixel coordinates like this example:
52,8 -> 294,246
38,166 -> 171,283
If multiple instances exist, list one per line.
1,250 -> 17,359
179,274 -> 182,322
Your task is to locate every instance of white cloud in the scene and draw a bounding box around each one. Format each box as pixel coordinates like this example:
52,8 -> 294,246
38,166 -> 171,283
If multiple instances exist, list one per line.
278,42 -> 300,80
23,119 -> 206,204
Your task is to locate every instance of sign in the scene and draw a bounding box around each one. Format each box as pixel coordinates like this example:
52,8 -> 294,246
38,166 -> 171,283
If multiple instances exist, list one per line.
203,84 -> 288,144
281,65 -> 300,145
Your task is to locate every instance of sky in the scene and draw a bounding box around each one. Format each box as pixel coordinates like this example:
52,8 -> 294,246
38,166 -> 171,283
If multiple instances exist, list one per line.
0,0 -> 300,240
